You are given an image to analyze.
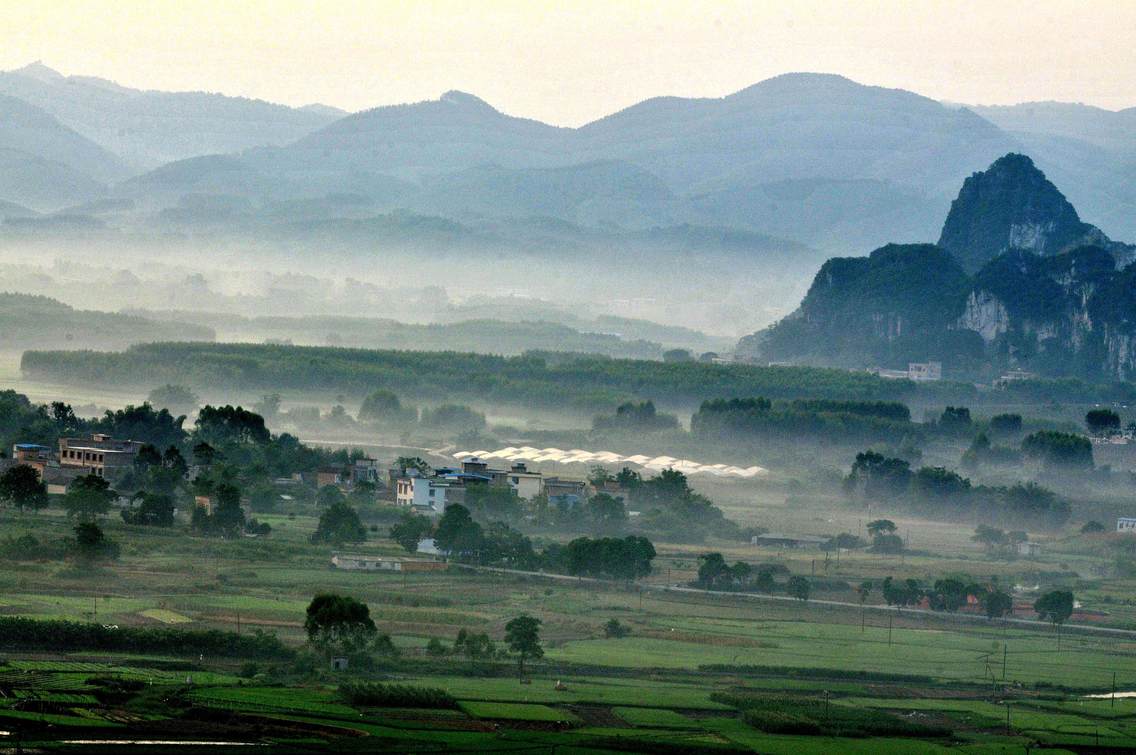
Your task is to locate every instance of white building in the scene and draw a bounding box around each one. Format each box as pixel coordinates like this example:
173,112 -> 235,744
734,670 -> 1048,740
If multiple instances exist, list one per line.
907,362 -> 942,381
1118,517 -> 1136,533
395,475 -> 455,515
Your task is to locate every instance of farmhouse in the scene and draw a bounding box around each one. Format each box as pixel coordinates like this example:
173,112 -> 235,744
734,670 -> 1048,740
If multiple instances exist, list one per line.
331,554 -> 447,572
752,533 -> 830,549
1118,517 -> 1136,533
59,434 -> 144,478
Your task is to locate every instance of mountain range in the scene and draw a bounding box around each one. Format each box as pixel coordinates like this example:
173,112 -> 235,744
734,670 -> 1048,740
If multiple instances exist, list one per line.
738,154 -> 1136,381
1,63 -> 1134,260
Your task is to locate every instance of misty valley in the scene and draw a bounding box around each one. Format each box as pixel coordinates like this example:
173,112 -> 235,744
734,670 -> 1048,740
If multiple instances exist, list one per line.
1,53 -> 1136,754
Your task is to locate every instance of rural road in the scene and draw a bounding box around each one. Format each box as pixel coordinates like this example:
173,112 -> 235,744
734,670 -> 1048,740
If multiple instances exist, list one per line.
452,563 -> 1136,639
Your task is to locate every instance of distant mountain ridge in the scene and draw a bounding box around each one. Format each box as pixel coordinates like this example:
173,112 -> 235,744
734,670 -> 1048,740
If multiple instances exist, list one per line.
0,62 -> 344,169
2,66 -> 1136,275
738,153 -> 1136,381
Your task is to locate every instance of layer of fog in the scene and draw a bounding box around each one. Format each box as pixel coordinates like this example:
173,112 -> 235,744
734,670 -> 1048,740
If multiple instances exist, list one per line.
0,236 -> 809,339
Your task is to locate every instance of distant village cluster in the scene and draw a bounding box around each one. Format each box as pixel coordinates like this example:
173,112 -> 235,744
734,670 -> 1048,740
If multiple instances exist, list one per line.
1,433 -> 610,522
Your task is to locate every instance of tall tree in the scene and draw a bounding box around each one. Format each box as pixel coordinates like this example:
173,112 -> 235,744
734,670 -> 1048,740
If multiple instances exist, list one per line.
504,614 -> 543,680
0,464 -> 48,512
311,500 -> 367,545
786,576 -> 811,602
390,512 -> 434,553
62,474 -> 116,522
304,594 -> 377,657
433,504 -> 483,559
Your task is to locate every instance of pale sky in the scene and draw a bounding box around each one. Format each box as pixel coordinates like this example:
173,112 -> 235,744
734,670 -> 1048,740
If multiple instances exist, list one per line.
1,0 -> 1133,125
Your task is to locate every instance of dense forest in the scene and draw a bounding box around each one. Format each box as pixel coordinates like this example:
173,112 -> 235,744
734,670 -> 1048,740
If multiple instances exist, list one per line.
21,342 -> 936,410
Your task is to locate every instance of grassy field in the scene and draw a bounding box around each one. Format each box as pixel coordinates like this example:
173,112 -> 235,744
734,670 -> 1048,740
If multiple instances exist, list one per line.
0,428 -> 1132,749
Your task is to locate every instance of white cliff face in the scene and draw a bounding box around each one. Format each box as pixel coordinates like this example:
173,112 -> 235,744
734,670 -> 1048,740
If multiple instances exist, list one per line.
871,312 -> 905,341
1008,221 -> 1056,252
1104,327 -> 1136,381
956,291 -> 1009,343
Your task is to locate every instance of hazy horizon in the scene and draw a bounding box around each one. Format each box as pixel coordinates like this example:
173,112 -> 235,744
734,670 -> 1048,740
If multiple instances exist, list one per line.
3,0 -> 1134,126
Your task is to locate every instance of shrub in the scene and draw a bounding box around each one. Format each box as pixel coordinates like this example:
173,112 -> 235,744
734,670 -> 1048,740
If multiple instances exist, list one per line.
0,616 -> 291,659
338,681 -> 457,709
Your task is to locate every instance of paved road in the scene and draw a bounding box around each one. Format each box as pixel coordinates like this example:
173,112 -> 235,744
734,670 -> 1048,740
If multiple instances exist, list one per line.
452,563 -> 1136,639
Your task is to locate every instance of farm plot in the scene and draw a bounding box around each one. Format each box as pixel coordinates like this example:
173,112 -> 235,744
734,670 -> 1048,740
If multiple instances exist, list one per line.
459,701 -> 580,723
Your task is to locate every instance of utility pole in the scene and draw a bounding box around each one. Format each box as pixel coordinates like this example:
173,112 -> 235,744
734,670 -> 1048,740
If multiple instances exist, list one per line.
888,614 -> 893,647
236,611 -> 241,636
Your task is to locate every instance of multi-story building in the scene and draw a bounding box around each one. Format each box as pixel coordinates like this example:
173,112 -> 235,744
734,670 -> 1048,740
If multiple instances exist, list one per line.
58,434 -> 144,478
395,474 -> 461,515
503,462 -> 543,499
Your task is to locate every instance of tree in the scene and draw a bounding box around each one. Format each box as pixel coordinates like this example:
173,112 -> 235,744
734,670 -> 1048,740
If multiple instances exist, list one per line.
696,552 -> 732,590
912,466 -> 971,501
70,521 -> 119,564
304,594 -> 377,656
929,578 -> 968,612
585,493 -> 627,533
390,512 -> 433,553
395,456 -> 431,476
94,403 -> 187,449
146,384 -> 199,415
195,405 -> 270,446
564,536 -> 655,580
0,464 -> 48,512
786,575 -> 810,602
939,406 -> 972,433
866,519 -> 897,538
989,413 -> 1023,436
433,504 -> 483,560
604,618 -> 631,638
63,474 -> 116,522
121,492 -> 175,527
662,349 -> 693,363
1033,590 -> 1074,628
464,484 -> 521,520
1081,520 -> 1106,534
983,590 -> 1013,619
311,500 -> 367,545
871,533 -> 905,553
857,580 -> 873,605
504,614 -> 543,679
316,484 -> 346,507
846,451 -> 911,499
453,628 -> 495,662
973,524 -> 1007,551
1086,408 -> 1121,437
211,482 -> 246,538
588,466 -> 613,486
192,442 -> 218,467
754,567 -> 776,594
358,390 -> 414,424
1022,431 -> 1093,470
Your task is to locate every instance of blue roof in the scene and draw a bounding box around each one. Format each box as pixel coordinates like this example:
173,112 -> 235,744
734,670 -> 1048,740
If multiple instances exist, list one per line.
15,443 -> 48,450
443,473 -> 492,482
